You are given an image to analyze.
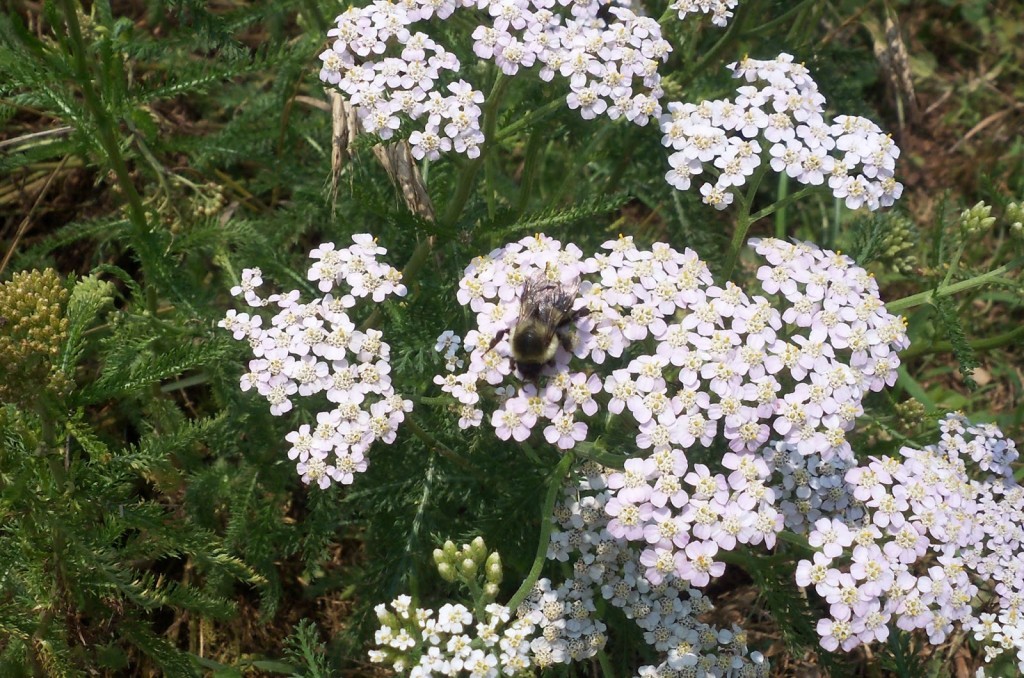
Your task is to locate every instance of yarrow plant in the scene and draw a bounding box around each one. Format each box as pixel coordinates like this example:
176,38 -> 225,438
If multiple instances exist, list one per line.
406,232 -> 1023,674
220,234 -> 412,489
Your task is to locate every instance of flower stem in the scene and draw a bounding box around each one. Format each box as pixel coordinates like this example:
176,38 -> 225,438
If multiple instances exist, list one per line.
885,255 -> 1024,313
671,0 -> 752,92
721,164 -> 769,279
404,417 -> 488,481
506,453 -> 574,611
441,73 -> 512,228
900,322 -> 1024,361
56,0 -> 157,315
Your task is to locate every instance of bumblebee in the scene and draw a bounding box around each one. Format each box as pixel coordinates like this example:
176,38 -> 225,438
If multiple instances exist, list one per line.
490,270 -> 588,381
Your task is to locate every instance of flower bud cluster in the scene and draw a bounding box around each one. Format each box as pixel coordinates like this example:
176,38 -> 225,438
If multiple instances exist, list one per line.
661,53 -> 904,211
872,213 -> 919,275
369,594 -> 535,676
319,0 -> 678,161
959,201 -> 996,235
434,537 -> 505,602
794,414 -> 1024,665
1006,201 -> 1024,236
220,234 -> 411,489
439,233 -> 907,467
0,268 -> 70,406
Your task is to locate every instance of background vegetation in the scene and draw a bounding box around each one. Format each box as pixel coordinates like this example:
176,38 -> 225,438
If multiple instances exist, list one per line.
1,0 -> 1021,675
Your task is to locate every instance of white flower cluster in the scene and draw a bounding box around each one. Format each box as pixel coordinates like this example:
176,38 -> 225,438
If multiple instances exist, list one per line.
763,440 -> 862,535
669,0 -> 740,27
369,595 -> 536,676
514,577 -> 607,668
548,462 -> 770,676
438,233 -> 908,466
661,53 -> 904,211
790,414 -> 1024,664
319,0 -> 676,161
220,234 -> 411,489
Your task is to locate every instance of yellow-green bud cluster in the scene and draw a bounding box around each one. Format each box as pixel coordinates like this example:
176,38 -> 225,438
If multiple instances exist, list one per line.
959,201 -> 996,235
433,537 -> 503,601
894,398 -> 927,431
1006,202 -> 1024,240
0,269 -> 70,407
878,214 -> 919,275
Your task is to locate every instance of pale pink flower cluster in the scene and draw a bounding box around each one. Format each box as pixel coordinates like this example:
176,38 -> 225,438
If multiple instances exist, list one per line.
547,462 -> 770,676
439,234 -> 908,465
319,0 -> 675,161
795,414 -> 1024,665
368,596 -> 536,675
661,53 -> 904,210
669,0 -> 740,27
220,234 -> 411,489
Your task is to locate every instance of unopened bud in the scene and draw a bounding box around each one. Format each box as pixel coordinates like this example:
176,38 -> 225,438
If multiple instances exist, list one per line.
485,552 -> 503,584
960,201 -> 995,235
483,582 -> 500,600
469,536 -> 487,561
437,562 -> 456,582
460,557 -> 478,578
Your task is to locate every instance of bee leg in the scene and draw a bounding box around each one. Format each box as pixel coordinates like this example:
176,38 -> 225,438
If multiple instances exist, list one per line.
571,307 -> 591,321
487,328 -> 508,353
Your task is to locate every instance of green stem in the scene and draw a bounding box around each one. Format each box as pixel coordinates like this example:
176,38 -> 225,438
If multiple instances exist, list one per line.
404,417 -> 488,481
721,164 -> 769,279
484,74 -> 509,222
494,98 -> 563,143
671,0 -> 752,92
749,185 -> 817,223
514,125 -> 545,218
940,238 -> 969,289
774,172 -> 789,239
774,529 -> 814,553
441,73 -> 511,228
744,0 -> 817,35
885,255 -> 1024,313
597,649 -> 615,678
57,0 -> 160,315
572,440 -> 628,470
406,458 -> 437,602
30,413 -> 66,676
900,323 -> 1024,361
506,453 -> 574,611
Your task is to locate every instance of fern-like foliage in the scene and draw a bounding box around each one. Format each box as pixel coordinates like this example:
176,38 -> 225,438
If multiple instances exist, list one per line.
934,296 -> 979,389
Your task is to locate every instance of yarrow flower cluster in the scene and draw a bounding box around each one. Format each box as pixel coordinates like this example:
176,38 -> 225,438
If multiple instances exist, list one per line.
661,53 -> 904,210
790,414 -> 1024,666
369,595 -> 536,676
220,234 -> 411,489
669,0 -> 740,27
319,0 -> 680,161
543,413 -> 1024,674
438,233 -> 908,461
547,461 -> 771,677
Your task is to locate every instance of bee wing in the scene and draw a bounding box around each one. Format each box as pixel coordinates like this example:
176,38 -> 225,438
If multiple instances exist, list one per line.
523,275 -> 579,326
